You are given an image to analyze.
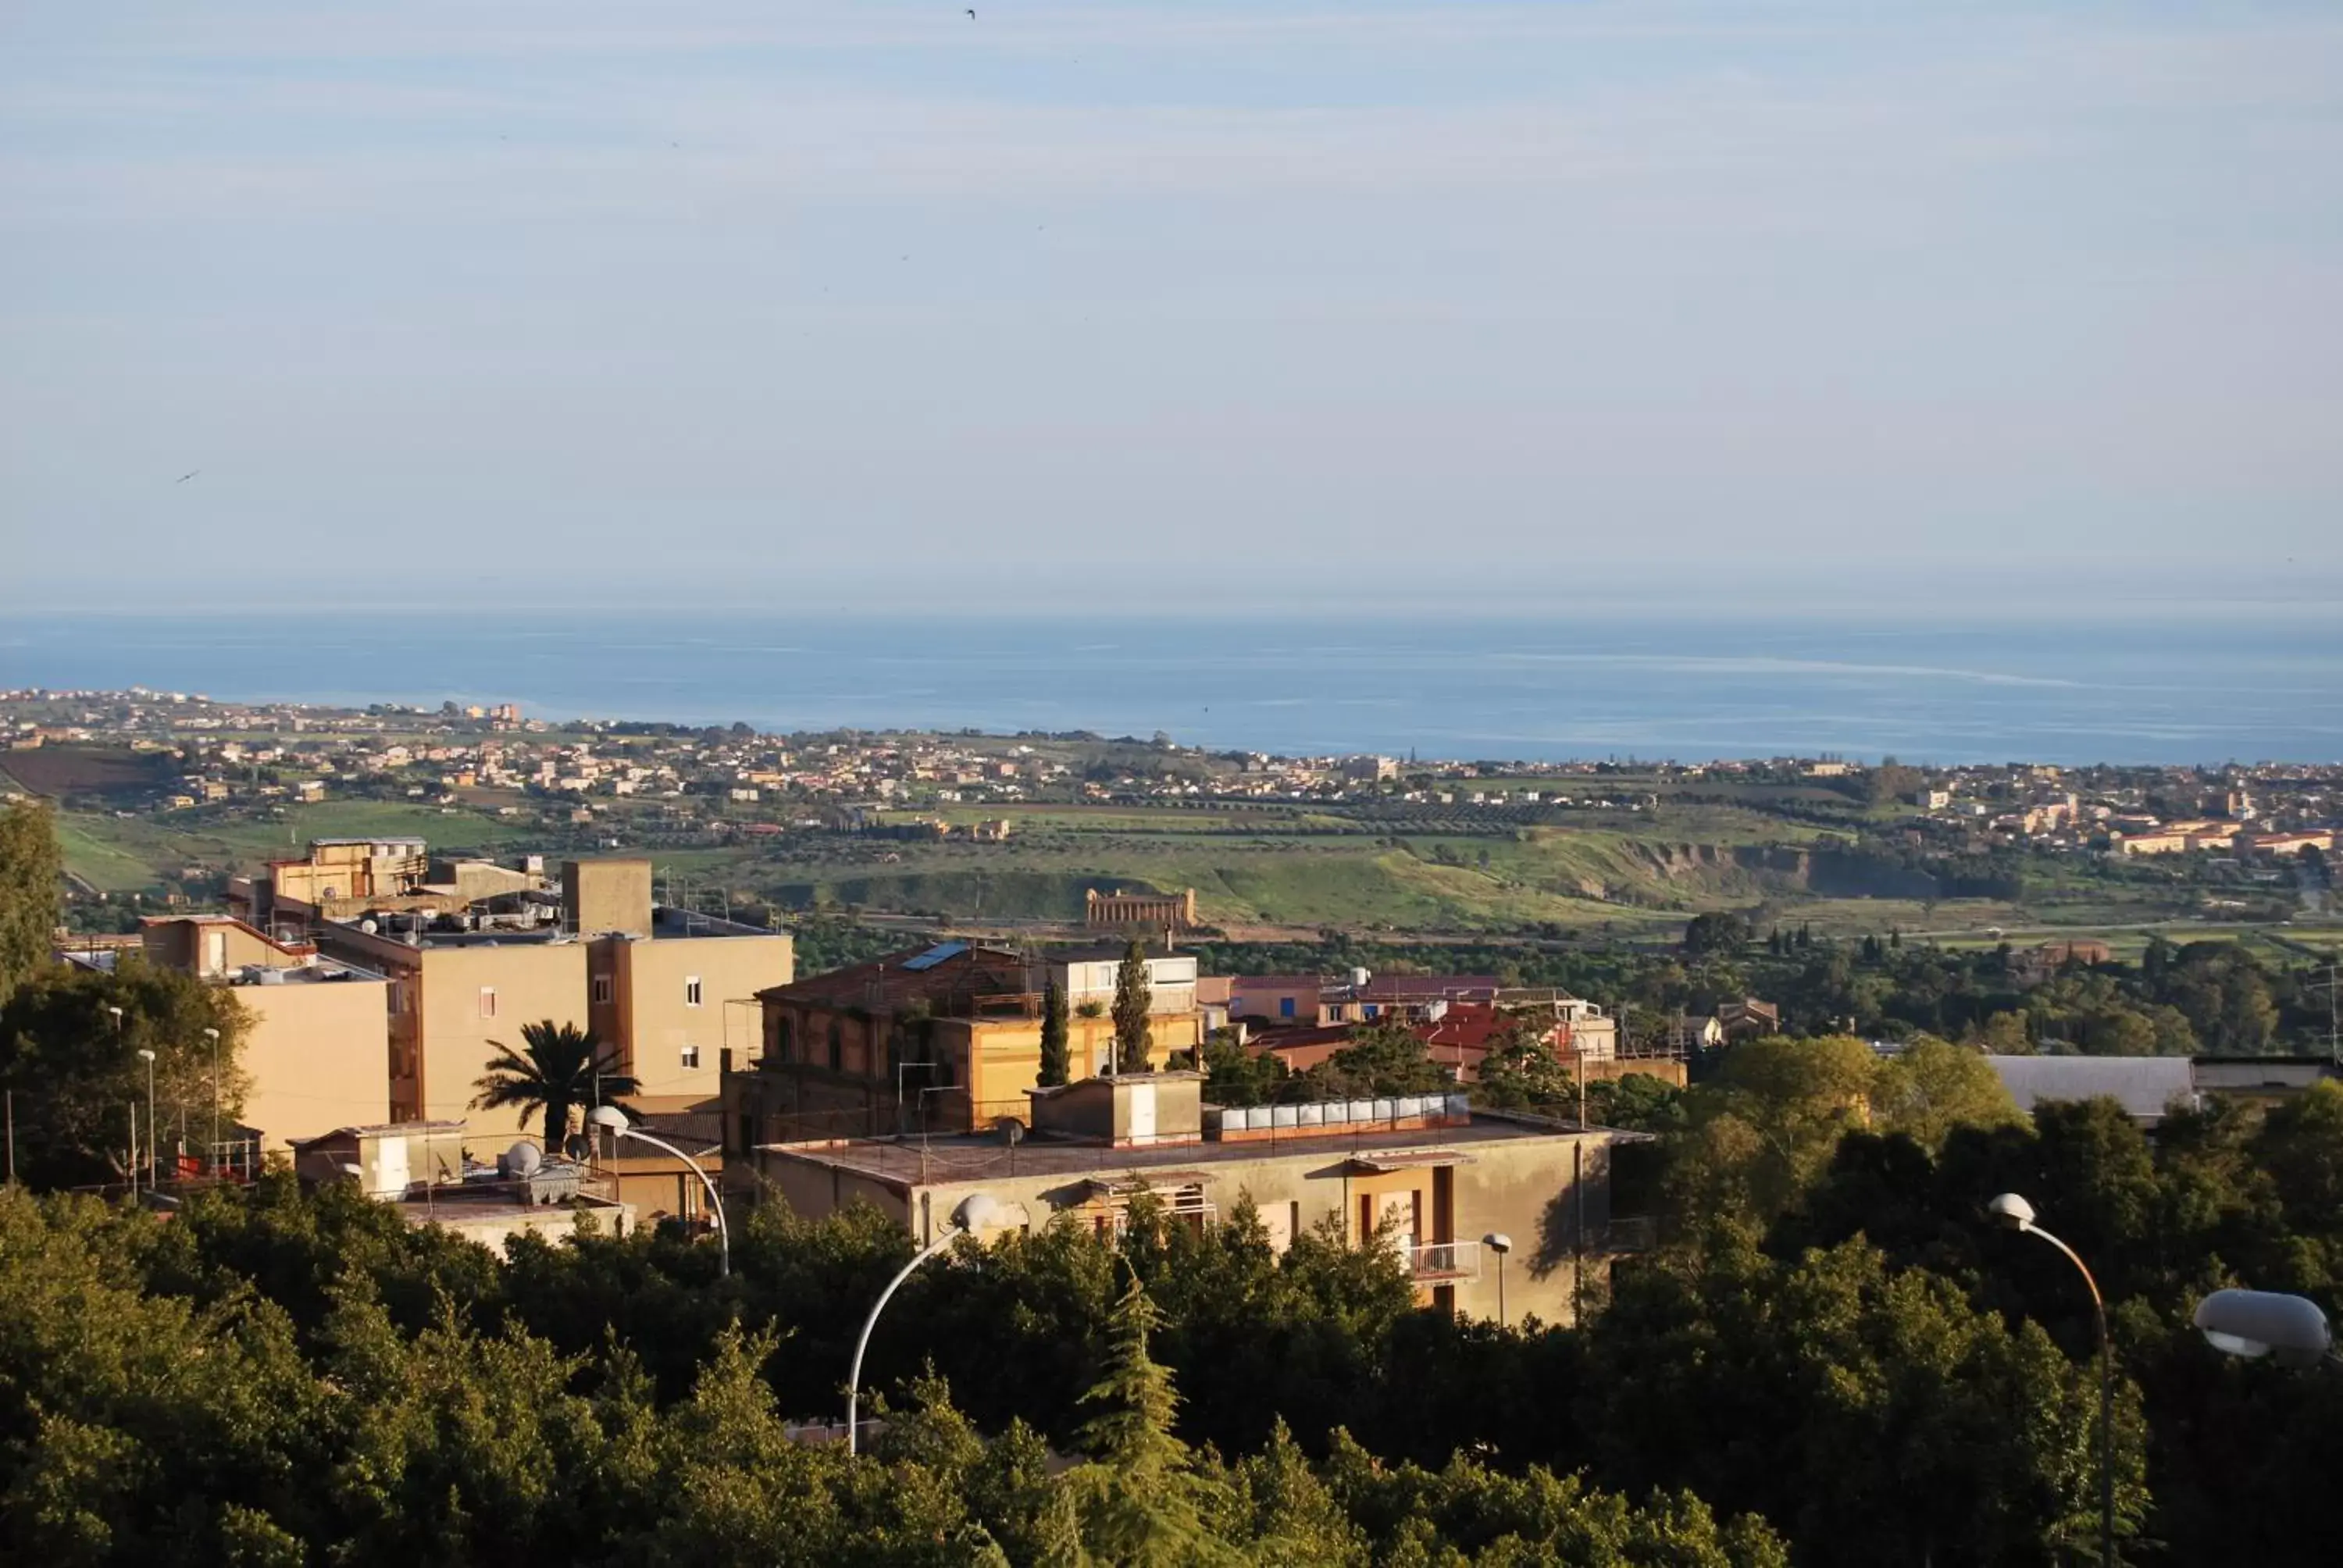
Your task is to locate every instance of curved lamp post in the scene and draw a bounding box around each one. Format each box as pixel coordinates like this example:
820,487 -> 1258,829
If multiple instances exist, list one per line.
1484,1231 -> 1513,1326
2195,1288 -> 2334,1369
1989,1193 -> 2113,1568
587,1104 -> 728,1278
847,1192 -> 998,1456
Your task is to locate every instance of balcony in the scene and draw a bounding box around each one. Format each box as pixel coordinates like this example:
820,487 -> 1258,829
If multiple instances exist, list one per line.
1405,1238 -> 1482,1281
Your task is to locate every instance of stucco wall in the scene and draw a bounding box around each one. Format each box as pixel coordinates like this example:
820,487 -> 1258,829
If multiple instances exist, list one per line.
238,975 -> 392,1152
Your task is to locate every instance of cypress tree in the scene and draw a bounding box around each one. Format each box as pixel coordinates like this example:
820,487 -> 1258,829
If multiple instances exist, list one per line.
1111,939 -> 1153,1074
1039,980 -> 1071,1088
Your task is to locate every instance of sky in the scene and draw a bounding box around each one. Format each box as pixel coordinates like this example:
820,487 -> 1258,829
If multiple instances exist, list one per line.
2,0 -> 2340,615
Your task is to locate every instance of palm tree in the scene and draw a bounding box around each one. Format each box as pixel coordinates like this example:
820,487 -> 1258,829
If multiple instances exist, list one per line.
470,1020 -> 638,1153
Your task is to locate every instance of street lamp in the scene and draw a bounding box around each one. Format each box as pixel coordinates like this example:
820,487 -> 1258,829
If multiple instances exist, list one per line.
136,1049 -> 157,1192
846,1192 -> 998,1456
201,1026 -> 221,1171
587,1105 -> 728,1278
2194,1289 -> 2334,1370
1483,1231 -> 1513,1326
1989,1193 -> 2113,1568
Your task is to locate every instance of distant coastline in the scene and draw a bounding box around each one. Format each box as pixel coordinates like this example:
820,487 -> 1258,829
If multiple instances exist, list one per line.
4,609 -> 2340,765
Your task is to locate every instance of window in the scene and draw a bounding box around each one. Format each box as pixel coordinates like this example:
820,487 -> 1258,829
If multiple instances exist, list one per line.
592,975 -> 613,1005
1364,1004 -> 1380,1019
1278,996 -> 1296,1019
681,1044 -> 701,1071
478,986 -> 497,1019
685,975 -> 704,1007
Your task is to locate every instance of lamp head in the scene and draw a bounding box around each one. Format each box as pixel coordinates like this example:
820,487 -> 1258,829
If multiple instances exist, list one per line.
106,1006 -> 123,1021
1483,1231 -> 1513,1256
1986,1192 -> 2037,1232
954,1192 -> 1000,1234
2195,1289 -> 2333,1370
201,1027 -> 220,1041
587,1105 -> 629,1131
137,1048 -> 156,1062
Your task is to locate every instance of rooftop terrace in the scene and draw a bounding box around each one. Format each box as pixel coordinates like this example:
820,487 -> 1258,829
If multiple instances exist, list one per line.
759,1103 -> 1593,1191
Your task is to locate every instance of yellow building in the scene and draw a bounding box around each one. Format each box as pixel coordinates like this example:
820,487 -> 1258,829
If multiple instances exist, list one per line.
137,914 -> 392,1158
569,854 -> 795,1116
740,941 -> 1203,1141
729,1072 -> 1642,1324
316,857 -> 791,1159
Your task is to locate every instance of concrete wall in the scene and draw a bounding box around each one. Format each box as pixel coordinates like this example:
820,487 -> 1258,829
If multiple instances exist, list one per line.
273,843 -> 426,906
607,931 -> 793,1109
142,917 -> 309,978
414,943 -> 589,1151
238,975 -> 393,1153
954,1013 -> 1203,1127
1229,979 -> 1321,1022
563,857 -> 653,938
1055,956 -> 1200,1016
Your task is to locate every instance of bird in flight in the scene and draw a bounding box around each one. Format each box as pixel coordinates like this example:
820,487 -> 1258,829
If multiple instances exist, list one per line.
176,470 -> 200,483
966,8 -> 975,16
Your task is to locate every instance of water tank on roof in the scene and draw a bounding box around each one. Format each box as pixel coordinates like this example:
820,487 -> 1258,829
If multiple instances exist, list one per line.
1350,967 -> 1372,989
255,967 -> 287,985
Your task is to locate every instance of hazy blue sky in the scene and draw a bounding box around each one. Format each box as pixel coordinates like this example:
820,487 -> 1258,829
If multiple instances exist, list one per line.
3,1 -> 2339,613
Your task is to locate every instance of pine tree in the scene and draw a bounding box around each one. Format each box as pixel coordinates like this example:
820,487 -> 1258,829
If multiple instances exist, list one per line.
1052,1267 -> 1238,1566
1111,939 -> 1153,1075
1039,981 -> 1071,1088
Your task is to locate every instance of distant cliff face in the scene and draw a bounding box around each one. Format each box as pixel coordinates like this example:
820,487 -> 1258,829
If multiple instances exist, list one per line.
1620,842 -> 1941,901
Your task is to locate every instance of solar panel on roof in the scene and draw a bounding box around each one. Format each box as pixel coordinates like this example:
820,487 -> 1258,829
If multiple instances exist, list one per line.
900,940 -> 969,971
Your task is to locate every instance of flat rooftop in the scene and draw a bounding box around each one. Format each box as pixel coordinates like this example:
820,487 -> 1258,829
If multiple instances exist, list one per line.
760,1110 -> 1592,1192
224,957 -> 386,985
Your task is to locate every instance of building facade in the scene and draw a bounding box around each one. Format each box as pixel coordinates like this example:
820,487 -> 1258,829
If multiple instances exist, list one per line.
740,940 -> 1204,1141
136,914 -> 394,1157
728,1072 -> 1643,1325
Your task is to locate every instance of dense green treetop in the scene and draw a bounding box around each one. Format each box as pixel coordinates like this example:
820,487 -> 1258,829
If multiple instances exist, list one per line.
0,798 -> 62,1008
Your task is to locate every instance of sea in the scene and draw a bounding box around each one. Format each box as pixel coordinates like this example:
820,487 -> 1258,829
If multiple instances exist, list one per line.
4,610 -> 2341,766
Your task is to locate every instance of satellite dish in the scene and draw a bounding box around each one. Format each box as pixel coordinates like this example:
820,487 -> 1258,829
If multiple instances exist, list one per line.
358,919 -> 378,935
505,1142 -> 543,1177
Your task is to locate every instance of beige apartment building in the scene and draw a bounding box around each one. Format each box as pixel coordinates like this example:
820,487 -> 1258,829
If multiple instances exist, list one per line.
316,857 -> 791,1156
729,1072 -> 1643,1325
136,914 -> 391,1156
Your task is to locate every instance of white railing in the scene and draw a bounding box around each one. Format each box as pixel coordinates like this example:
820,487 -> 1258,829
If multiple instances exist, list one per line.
1208,1092 -> 1472,1137
1405,1239 -> 1481,1281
